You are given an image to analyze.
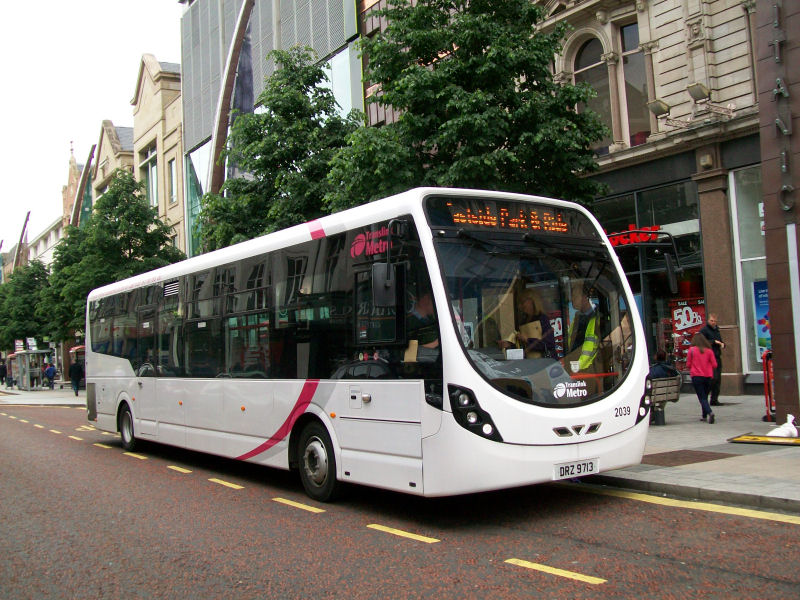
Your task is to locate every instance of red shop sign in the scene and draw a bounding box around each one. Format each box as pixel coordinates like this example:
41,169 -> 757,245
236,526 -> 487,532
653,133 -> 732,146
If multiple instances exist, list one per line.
607,224 -> 661,247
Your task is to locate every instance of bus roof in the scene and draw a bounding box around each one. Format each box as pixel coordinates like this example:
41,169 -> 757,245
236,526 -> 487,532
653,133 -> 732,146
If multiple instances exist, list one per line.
87,187 -> 578,301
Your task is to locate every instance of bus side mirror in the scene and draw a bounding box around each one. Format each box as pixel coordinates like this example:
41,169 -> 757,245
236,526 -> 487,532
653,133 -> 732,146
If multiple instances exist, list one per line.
372,263 -> 397,307
665,253 -> 678,295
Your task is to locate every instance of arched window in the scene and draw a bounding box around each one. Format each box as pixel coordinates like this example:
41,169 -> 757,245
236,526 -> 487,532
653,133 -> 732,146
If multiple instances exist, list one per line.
572,24 -> 650,154
574,38 -> 612,155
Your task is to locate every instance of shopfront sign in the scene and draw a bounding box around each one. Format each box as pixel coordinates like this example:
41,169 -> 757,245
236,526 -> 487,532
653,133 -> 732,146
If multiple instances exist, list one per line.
667,297 -> 705,371
607,224 -> 661,247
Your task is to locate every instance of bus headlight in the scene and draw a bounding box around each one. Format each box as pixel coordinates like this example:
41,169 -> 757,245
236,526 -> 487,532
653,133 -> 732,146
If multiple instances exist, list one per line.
448,385 -> 503,442
636,377 -> 653,424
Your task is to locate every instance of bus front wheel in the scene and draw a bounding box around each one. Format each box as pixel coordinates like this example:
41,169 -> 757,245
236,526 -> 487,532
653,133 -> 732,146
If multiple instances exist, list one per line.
298,422 -> 340,502
119,405 -> 137,451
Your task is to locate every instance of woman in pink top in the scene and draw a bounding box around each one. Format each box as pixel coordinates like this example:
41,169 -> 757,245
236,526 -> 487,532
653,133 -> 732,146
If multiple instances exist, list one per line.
686,333 -> 718,423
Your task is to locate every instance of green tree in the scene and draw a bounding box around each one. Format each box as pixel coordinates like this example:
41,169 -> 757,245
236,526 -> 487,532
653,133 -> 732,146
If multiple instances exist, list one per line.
198,46 -> 362,251
38,225 -> 90,340
325,0 -> 607,212
0,260 -> 50,349
86,169 -> 184,278
39,169 -> 185,342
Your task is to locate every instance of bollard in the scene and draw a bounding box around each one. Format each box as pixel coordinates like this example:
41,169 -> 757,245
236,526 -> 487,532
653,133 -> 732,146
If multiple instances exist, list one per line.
652,406 -> 666,426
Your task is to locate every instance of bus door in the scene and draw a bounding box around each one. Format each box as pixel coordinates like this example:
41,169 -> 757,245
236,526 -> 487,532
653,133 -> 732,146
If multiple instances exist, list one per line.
336,265 -> 424,491
135,306 -> 158,437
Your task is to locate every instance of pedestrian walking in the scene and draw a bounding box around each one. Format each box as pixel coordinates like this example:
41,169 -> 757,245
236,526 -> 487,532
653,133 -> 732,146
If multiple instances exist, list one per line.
44,363 -> 57,390
68,361 -> 83,397
686,333 -> 717,424
700,312 -> 725,406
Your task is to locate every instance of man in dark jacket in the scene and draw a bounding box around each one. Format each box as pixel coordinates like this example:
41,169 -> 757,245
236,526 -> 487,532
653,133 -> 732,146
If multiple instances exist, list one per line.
700,313 -> 725,405
68,361 -> 84,397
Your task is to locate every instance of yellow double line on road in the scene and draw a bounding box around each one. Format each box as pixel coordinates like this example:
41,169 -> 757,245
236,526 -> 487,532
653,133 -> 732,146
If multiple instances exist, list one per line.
576,485 -> 800,526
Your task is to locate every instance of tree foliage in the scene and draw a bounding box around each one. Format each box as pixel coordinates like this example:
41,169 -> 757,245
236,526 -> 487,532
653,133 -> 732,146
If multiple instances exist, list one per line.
36,169 -> 185,342
0,260 -> 50,350
325,0 -> 607,210
197,46 -> 362,251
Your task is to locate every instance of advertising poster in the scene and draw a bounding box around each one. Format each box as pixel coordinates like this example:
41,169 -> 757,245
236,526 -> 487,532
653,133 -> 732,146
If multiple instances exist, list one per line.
668,297 -> 705,371
752,280 -> 771,363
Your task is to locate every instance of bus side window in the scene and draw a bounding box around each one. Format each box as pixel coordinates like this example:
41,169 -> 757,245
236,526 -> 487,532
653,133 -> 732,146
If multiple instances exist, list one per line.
185,319 -> 223,378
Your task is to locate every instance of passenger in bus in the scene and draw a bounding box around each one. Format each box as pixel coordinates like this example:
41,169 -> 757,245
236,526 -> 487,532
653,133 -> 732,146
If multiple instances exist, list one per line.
499,288 -> 555,358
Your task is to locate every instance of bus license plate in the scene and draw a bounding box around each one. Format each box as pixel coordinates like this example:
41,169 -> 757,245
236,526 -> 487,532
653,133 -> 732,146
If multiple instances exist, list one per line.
553,458 -> 598,480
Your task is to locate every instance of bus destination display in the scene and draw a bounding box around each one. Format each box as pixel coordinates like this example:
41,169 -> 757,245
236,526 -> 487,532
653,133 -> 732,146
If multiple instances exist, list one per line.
426,197 -> 579,234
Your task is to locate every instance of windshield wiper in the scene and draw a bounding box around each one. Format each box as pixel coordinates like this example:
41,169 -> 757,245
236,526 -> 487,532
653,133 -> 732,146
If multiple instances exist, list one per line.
523,231 -> 603,250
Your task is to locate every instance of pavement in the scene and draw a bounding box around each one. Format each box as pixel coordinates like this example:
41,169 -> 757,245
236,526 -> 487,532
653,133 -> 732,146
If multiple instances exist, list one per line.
2,384 -> 799,513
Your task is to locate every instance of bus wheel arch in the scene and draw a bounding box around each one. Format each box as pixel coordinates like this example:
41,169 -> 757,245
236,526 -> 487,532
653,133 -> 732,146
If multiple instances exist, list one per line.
293,417 -> 341,502
117,402 -> 137,452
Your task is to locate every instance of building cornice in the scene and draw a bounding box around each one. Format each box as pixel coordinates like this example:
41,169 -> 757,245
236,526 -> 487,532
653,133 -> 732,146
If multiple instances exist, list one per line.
595,108 -> 759,175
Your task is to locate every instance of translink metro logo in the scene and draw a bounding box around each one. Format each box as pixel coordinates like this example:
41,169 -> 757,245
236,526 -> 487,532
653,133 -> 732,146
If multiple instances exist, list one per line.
350,227 -> 390,258
553,380 -> 588,399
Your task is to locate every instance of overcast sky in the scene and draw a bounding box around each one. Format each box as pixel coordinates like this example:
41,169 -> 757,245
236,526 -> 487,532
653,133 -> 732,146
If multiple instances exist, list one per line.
0,0 -> 184,254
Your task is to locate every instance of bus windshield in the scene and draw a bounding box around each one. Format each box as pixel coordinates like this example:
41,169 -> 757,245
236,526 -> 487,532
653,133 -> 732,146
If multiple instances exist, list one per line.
426,195 -> 634,406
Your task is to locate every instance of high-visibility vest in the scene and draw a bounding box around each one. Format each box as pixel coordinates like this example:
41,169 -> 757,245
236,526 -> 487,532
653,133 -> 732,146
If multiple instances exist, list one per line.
568,312 -> 598,370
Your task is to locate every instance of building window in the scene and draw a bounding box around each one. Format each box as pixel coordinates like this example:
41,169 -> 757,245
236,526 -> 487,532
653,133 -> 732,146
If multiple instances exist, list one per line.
168,158 -> 177,204
140,145 -> 158,209
574,38 -> 612,155
571,23 -> 649,154
323,42 -> 363,117
620,24 -> 649,147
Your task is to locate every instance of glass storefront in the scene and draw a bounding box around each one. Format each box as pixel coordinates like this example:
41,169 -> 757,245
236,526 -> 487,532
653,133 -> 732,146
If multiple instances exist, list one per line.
730,165 -> 768,374
593,181 -> 704,369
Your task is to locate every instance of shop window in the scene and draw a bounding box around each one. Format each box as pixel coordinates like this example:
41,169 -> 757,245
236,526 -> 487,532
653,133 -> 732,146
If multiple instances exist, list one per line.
731,166 -> 768,373
637,182 -> 700,268
593,194 -> 640,272
593,181 -> 704,364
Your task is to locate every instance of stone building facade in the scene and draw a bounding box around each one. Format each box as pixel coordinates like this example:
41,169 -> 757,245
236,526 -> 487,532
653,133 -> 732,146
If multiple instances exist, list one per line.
756,0 -> 799,419
527,0 -> 764,396
92,120 -> 134,209
131,54 -> 186,253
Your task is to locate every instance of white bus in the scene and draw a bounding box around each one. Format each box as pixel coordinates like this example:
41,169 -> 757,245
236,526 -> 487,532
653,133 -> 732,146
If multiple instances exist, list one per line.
86,187 -> 652,501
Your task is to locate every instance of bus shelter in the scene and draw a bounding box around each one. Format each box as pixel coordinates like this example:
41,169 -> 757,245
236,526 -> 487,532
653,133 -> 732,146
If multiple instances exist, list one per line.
14,349 -> 54,391
6,354 -> 17,388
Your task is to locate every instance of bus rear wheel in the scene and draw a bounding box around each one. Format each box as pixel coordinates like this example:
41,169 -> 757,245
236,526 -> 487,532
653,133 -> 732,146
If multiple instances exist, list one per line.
298,422 -> 340,502
119,405 -> 137,451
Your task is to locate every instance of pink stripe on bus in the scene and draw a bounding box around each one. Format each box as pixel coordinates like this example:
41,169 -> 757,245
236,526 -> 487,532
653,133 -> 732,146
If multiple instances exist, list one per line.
307,220 -> 326,239
235,379 -> 320,461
